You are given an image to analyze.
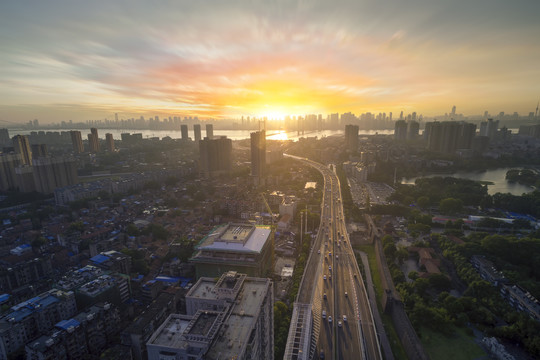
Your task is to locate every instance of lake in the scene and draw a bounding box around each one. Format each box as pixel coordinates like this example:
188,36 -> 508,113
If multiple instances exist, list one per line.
402,167 -> 535,196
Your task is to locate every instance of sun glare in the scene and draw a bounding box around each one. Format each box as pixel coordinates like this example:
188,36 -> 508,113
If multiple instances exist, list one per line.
266,130 -> 289,141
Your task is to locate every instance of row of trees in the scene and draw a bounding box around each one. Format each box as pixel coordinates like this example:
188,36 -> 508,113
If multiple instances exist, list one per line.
274,233 -> 313,358
437,233 -> 540,356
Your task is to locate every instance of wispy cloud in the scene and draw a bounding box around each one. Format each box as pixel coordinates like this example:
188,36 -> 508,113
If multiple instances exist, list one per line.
1,0 -> 539,122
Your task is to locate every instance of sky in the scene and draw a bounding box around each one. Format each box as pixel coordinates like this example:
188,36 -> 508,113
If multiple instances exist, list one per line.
1,0 -> 539,124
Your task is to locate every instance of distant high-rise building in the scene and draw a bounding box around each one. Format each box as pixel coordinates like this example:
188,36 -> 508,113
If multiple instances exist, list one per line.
31,144 -> 48,158
425,121 -> 476,154
394,120 -> 408,141
193,124 -> 202,142
407,121 -> 420,140
479,118 -> 499,139
458,123 -> 477,149
88,128 -> 100,152
451,105 -> 456,115
345,124 -> 359,152
105,133 -> 115,152
206,124 -> 214,139
181,124 -> 189,140
199,136 -> 232,178
70,131 -> 84,153
251,130 -> 266,186
329,113 -> 339,129
0,129 -> 10,147
12,135 -> 32,165
0,153 -> 23,190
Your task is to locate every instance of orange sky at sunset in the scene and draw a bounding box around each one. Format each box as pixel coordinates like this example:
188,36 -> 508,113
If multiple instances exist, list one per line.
1,0 -> 540,123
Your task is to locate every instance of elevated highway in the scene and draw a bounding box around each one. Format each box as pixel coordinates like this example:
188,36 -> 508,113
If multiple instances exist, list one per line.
284,156 -> 382,360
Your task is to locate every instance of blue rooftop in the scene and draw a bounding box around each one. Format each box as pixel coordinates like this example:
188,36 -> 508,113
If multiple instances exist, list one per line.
155,276 -> 180,283
56,318 -> 80,330
0,294 -> 9,303
90,254 -> 110,264
8,295 -> 59,322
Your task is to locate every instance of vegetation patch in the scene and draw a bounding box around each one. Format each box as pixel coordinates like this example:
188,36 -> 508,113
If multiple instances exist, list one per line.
420,326 -> 486,360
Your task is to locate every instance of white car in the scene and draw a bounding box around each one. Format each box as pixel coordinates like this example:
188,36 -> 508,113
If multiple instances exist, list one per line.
323,275 -> 327,280
343,315 -> 347,322
328,316 -> 332,323
322,310 -> 326,319
338,320 -> 342,327
345,291 -> 348,297
317,249 -> 321,254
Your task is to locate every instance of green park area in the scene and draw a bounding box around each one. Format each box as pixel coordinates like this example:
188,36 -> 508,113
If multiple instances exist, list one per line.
420,326 -> 487,360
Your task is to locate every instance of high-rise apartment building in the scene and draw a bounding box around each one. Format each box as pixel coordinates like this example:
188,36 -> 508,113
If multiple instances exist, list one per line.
193,124 -> 202,142
345,124 -> 359,152
479,118 -> 499,139
30,144 -> 48,159
250,130 -> 266,186
105,133 -> 115,152
407,121 -> 420,140
12,135 -> 32,165
146,271 -> 274,360
425,121 -> 476,154
181,124 -> 189,140
205,124 -> 214,139
70,131 -> 84,153
0,129 -> 10,147
88,128 -> 100,152
394,120 -> 408,141
32,156 -> 78,194
0,153 -> 23,191
199,136 -> 232,178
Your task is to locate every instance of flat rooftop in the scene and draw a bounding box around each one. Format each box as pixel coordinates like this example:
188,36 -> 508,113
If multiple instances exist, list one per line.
196,223 -> 271,254
186,278 -> 218,300
187,312 -> 219,336
207,278 -> 271,358
147,314 -> 191,349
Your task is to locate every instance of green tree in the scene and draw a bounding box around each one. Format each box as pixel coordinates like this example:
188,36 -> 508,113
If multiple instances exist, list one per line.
439,197 -> 463,215
417,196 -> 430,209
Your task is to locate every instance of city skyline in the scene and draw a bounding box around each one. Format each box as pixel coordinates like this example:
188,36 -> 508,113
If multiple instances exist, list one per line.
1,0 -> 540,124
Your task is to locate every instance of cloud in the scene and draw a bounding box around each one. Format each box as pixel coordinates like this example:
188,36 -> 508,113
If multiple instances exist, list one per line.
1,0 -> 540,122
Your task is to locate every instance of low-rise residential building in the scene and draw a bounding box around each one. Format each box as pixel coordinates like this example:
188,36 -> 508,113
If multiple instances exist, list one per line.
0,289 -> 77,360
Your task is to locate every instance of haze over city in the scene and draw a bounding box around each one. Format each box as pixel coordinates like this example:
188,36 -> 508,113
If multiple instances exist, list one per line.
1,0 -> 540,124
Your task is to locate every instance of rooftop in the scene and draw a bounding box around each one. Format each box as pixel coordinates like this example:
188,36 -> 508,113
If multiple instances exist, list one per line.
147,314 -> 191,349
195,223 -> 271,254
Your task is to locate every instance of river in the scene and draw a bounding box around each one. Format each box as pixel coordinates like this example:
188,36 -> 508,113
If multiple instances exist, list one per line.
402,168 -> 535,196
8,128 -> 396,141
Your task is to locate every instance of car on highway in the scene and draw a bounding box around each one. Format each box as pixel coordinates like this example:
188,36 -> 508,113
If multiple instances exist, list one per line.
329,266 -> 332,271
323,275 -> 327,280
345,291 -> 348,297
336,255 -> 339,259
338,320 -> 342,327
322,310 -> 326,319
328,316 -> 332,323
323,293 -> 327,299
343,315 -> 347,322
317,249 -> 321,254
